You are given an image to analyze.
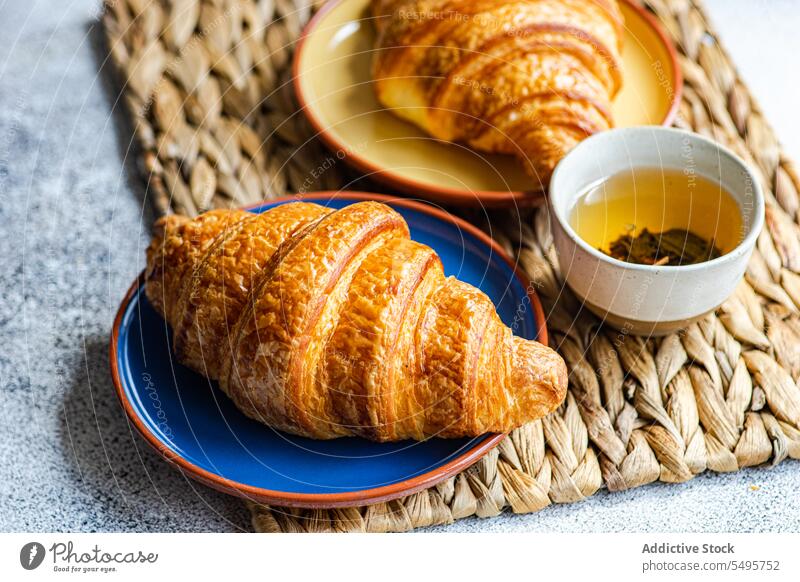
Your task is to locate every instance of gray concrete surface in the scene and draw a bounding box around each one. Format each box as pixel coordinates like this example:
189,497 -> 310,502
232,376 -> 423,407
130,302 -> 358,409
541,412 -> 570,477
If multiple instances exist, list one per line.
0,0 -> 798,532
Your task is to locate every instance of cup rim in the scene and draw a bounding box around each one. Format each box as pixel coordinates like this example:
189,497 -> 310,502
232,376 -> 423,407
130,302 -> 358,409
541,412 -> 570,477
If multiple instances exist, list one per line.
548,126 -> 765,272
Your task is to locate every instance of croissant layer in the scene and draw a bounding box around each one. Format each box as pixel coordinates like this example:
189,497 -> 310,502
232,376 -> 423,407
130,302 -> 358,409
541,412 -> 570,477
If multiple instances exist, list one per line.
371,0 -> 624,185
145,202 -> 567,441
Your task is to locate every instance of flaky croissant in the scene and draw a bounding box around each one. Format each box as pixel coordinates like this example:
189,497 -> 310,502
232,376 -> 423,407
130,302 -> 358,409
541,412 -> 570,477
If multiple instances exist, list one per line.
371,0 -> 623,185
145,201 -> 567,441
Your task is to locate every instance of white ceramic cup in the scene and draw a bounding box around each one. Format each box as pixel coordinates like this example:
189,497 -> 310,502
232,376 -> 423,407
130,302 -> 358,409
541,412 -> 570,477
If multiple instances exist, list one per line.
548,126 -> 764,336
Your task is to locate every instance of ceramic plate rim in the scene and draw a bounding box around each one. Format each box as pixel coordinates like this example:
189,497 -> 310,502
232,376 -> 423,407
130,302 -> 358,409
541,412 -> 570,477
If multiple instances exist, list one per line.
293,0 -> 683,207
109,192 -> 548,508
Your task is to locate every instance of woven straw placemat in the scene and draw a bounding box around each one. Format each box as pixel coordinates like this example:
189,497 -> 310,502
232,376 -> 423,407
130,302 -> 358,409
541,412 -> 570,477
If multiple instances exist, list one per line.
103,0 -> 800,533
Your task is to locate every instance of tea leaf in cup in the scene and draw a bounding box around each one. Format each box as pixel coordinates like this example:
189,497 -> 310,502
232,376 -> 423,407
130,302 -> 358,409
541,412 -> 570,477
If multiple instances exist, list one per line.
607,228 -> 721,265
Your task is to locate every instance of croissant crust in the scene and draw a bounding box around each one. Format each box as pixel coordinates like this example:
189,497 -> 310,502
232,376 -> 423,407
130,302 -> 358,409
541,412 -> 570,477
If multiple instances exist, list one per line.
371,0 -> 624,185
145,201 -> 568,441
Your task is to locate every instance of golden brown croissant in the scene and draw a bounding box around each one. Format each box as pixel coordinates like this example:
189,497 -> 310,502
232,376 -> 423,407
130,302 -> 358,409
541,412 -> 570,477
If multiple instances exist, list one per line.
145,201 -> 567,441
371,0 -> 623,185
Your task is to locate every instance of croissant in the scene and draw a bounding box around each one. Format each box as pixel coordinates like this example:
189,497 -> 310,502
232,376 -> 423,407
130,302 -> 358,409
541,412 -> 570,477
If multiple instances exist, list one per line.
145,201 -> 567,441
371,0 -> 623,185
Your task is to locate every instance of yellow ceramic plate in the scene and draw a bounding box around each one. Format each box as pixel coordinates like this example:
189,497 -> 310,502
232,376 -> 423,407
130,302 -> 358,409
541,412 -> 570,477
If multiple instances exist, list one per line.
294,0 -> 682,206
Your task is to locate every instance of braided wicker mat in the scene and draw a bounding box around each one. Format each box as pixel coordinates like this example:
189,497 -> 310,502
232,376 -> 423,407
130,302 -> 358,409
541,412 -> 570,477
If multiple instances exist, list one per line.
104,0 -> 800,533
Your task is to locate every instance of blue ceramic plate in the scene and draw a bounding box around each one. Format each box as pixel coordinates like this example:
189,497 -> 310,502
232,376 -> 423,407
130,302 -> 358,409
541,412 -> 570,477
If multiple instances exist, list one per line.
110,193 -> 547,507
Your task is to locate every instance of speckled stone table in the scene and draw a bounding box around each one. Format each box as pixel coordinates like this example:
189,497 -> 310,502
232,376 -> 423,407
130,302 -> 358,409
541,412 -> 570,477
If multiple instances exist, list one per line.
1,0 -> 799,533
